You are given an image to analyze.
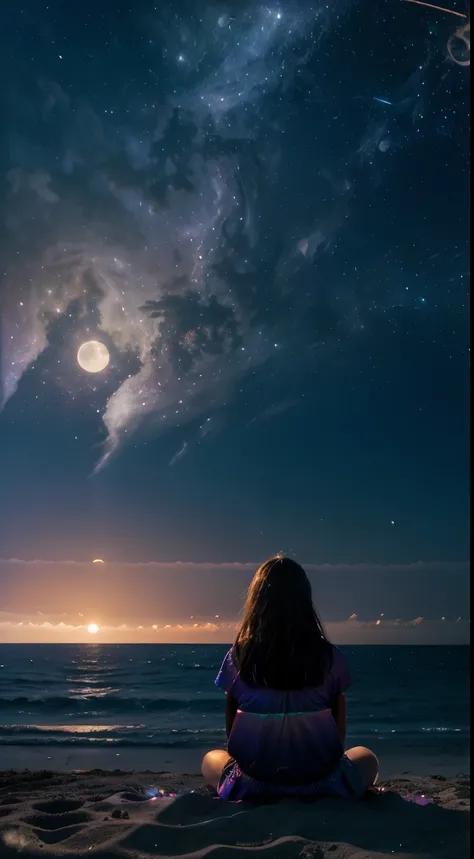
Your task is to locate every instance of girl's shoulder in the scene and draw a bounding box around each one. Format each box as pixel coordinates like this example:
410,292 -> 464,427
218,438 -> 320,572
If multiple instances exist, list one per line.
215,645 -> 351,696
215,648 -> 239,694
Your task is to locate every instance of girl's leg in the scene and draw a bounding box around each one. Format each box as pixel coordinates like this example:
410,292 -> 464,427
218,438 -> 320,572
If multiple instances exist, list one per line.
201,750 -> 232,792
345,746 -> 379,788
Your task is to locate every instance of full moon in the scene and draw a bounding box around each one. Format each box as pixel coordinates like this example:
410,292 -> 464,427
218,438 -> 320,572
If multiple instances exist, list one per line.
77,341 -> 110,374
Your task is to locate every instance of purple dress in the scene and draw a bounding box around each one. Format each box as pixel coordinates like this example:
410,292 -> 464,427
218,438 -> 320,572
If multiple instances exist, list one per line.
215,646 -> 365,802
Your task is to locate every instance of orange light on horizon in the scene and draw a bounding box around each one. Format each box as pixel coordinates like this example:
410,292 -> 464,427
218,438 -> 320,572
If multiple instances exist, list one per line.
87,623 -> 100,634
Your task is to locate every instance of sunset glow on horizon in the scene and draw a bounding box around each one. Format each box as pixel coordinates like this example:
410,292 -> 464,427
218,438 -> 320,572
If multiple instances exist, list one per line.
0,558 -> 469,645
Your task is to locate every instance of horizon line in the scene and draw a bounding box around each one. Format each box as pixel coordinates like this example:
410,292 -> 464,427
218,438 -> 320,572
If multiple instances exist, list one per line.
0,558 -> 470,569
0,640 -> 469,646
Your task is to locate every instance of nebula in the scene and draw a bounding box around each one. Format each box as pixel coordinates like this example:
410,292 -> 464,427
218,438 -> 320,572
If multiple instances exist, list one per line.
0,1 -> 468,472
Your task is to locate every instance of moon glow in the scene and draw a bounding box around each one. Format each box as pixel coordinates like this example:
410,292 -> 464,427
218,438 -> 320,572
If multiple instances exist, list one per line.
77,341 -> 110,373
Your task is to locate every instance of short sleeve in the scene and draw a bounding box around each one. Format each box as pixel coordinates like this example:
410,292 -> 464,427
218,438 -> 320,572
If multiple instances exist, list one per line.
215,649 -> 238,694
328,645 -> 352,695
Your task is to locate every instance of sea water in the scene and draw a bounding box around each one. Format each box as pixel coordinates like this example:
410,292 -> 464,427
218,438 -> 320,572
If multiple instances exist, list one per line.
0,645 -> 469,761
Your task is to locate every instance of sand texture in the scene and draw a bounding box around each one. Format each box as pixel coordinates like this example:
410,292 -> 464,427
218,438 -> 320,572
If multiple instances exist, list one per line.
0,769 -> 469,859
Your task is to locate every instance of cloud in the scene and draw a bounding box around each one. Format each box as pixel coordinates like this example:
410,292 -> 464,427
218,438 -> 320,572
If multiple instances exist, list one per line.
7,168 -> 60,203
0,558 -> 469,643
0,612 -> 238,644
1,558 -> 468,572
0,612 -> 468,645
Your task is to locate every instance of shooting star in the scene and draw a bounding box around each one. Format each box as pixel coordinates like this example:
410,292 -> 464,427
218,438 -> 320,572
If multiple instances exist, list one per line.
402,0 -> 467,19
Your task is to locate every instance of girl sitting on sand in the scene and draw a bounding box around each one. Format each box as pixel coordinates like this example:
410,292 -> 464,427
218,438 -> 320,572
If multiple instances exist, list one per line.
202,554 -> 379,801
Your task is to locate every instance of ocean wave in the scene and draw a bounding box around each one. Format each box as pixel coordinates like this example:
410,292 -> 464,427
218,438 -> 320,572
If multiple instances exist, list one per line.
0,724 -> 225,748
0,720 -> 467,755
0,694 -> 224,714
5,668 -> 184,684
0,727 -> 468,749
0,724 -> 144,736
0,724 -> 224,742
0,737 -> 222,747
178,663 -> 219,671
350,721 -> 469,737
5,677 -> 69,686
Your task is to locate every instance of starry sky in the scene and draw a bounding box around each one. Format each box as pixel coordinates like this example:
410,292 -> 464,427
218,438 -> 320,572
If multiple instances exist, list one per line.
0,0 -> 470,641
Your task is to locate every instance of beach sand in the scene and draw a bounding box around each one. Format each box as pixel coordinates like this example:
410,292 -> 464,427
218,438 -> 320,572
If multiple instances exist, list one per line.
0,765 -> 469,859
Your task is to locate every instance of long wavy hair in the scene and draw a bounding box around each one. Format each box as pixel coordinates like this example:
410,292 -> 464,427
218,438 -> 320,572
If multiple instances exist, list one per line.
233,555 -> 332,690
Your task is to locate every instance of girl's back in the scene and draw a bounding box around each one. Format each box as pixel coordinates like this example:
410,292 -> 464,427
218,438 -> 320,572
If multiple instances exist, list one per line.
202,555 -> 379,801
216,642 -> 351,786
216,642 -> 350,716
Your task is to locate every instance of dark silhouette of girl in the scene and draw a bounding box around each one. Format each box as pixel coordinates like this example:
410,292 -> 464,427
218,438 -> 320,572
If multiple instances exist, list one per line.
202,555 -> 379,800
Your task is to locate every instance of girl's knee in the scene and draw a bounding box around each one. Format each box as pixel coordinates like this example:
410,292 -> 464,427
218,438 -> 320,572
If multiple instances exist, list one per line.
201,749 -> 230,789
201,750 -> 218,780
362,748 -> 379,785
346,745 -> 379,787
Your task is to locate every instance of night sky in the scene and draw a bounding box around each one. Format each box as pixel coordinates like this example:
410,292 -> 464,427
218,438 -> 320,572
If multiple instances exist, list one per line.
0,1 -> 469,641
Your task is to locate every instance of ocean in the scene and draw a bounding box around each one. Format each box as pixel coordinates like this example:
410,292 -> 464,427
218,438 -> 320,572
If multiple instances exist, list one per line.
0,644 -> 469,763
